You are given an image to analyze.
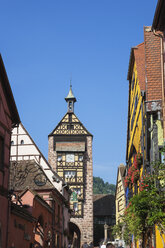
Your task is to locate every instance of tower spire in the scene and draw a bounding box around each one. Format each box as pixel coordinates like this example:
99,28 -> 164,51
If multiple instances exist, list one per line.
65,81 -> 77,113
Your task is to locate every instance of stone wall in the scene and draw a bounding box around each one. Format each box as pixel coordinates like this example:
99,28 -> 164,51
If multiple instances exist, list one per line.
48,135 -> 93,246
71,136 -> 93,245
48,136 -> 57,171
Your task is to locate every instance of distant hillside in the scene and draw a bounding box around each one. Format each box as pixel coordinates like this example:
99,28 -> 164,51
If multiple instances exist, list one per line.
93,176 -> 116,195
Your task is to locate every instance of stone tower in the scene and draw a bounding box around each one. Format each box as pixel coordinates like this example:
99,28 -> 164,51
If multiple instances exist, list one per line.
48,86 -> 93,247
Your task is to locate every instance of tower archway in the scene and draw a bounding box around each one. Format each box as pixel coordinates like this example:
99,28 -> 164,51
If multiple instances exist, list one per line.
69,222 -> 81,248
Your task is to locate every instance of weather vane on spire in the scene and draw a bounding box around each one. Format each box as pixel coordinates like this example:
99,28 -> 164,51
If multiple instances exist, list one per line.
65,75 -> 77,112
70,74 -> 72,88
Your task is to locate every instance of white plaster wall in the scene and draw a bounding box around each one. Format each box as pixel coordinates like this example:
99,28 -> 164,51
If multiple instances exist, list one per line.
10,123 -> 63,192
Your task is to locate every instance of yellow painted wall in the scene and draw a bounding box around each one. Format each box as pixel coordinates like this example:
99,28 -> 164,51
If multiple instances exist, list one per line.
155,225 -> 165,248
157,120 -> 163,146
116,170 -> 125,224
127,62 -> 145,248
127,62 -> 144,161
126,52 -> 165,248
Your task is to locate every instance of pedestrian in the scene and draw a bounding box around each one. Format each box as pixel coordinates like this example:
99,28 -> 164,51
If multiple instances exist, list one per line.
89,242 -> 93,248
82,242 -> 89,248
106,243 -> 115,248
101,242 -> 106,248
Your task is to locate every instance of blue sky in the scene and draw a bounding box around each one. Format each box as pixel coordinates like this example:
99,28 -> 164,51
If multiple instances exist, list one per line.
0,0 -> 157,184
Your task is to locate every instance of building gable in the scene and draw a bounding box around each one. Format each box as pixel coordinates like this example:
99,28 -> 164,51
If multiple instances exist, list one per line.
49,113 -> 92,136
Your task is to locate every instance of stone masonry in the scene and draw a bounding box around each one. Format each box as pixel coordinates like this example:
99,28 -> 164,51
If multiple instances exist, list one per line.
70,136 -> 93,245
48,129 -> 93,247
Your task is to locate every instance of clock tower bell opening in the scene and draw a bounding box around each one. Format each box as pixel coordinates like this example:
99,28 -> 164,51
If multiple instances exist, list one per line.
65,84 -> 76,113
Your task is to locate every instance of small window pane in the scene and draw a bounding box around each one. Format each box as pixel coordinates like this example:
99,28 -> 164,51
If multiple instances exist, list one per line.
78,155 -> 83,162
57,155 -> 62,162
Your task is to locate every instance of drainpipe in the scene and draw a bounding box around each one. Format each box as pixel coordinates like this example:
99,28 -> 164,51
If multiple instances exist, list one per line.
144,100 -> 149,173
141,91 -> 145,174
153,30 -> 165,142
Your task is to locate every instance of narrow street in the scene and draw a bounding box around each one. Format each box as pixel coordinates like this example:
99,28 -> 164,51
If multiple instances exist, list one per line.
0,1 -> 165,248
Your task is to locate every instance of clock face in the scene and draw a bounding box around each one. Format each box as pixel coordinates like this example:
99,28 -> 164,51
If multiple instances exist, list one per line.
34,173 -> 47,186
66,154 -> 75,162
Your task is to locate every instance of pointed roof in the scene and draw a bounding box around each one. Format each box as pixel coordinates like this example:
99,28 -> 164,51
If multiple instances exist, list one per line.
48,112 -> 93,137
65,86 -> 77,102
115,163 -> 126,198
11,123 -> 65,186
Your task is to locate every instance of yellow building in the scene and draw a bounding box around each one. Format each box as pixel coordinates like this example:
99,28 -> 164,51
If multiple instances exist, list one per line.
126,28 -> 165,247
126,42 -> 145,189
115,164 -> 126,225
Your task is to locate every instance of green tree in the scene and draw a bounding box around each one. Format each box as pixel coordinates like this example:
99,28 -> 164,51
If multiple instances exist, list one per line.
93,176 -> 115,195
113,158 -> 165,248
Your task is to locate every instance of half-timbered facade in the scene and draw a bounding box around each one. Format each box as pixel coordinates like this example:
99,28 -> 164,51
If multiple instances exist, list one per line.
48,86 -> 93,247
10,123 -> 71,248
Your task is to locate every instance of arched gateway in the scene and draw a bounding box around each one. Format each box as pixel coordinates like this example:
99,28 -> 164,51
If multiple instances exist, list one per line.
48,86 -> 93,246
69,222 -> 81,248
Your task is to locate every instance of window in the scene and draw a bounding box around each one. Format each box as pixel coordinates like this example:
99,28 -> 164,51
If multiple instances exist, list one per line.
0,137 -> 4,170
69,114 -> 72,122
67,124 -> 74,130
69,101 -> 72,111
118,199 -> 122,212
131,94 -> 138,131
78,155 -> 83,162
57,155 -> 62,162
131,73 -> 135,90
73,202 -> 78,212
159,147 -> 165,163
11,140 -> 14,145
20,140 -> 24,145
64,171 -> 76,179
